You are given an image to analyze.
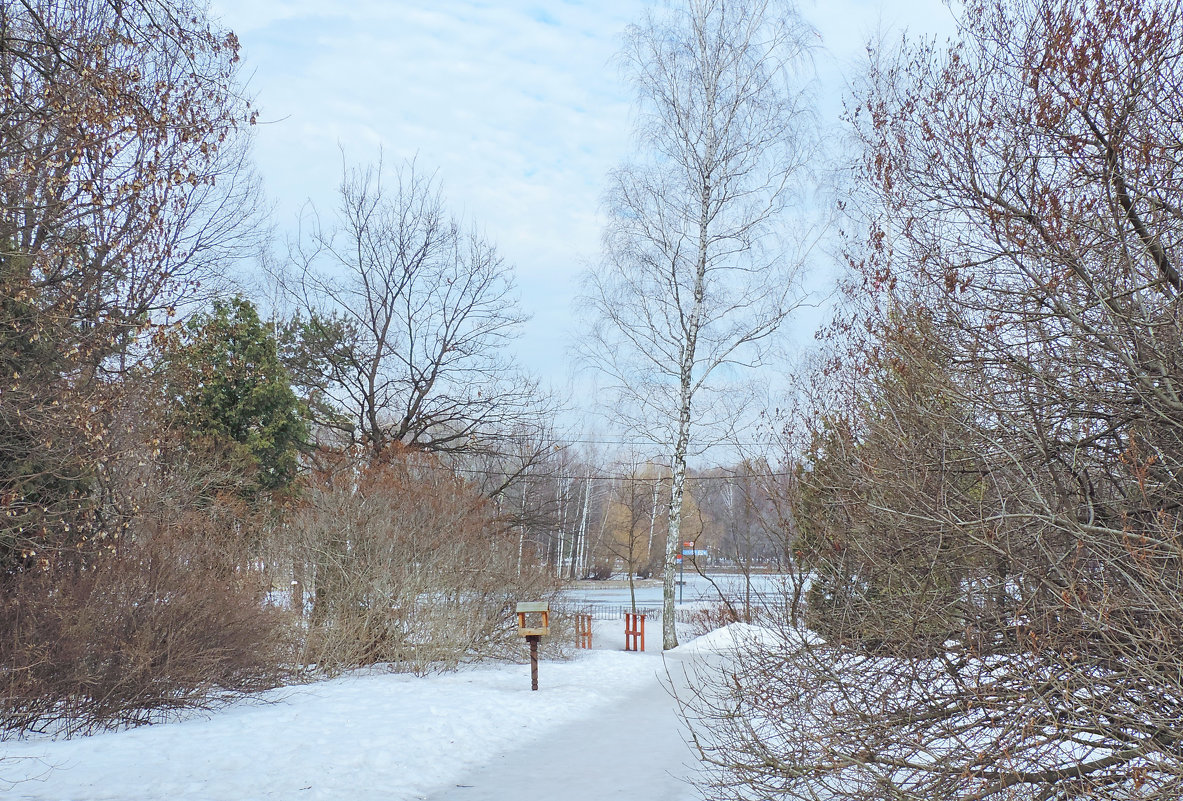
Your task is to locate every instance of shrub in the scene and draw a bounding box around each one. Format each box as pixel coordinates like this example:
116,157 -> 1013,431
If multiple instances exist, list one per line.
275,450 -> 562,675
683,602 -> 744,639
0,531 -> 290,737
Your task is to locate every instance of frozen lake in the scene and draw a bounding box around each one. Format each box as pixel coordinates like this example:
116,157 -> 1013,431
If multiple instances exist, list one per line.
562,572 -> 797,610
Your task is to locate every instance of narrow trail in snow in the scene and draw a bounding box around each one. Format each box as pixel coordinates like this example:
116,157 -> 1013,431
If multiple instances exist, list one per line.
419,649 -> 703,801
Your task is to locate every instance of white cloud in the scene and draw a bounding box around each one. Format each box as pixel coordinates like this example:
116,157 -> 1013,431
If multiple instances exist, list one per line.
211,0 -> 957,391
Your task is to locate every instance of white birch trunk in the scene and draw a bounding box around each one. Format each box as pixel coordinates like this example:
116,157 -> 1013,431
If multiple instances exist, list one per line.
573,475 -> 591,580
663,213 -> 709,649
647,476 -> 660,564
555,477 -> 568,577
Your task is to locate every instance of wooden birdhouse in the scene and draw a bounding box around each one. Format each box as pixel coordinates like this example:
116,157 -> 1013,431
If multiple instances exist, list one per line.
515,601 -> 549,691
515,601 -> 550,637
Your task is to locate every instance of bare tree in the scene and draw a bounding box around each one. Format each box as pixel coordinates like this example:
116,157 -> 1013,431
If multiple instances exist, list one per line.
600,459 -> 662,611
0,0 -> 262,569
684,0 -> 1183,798
694,464 -> 789,622
581,0 -> 817,648
277,159 -> 550,463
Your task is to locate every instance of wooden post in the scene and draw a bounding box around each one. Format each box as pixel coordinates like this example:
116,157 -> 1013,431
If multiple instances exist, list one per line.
290,559 -> 305,616
576,613 -> 593,648
527,635 -> 540,690
516,601 -> 549,690
290,578 -> 302,616
625,613 -> 646,652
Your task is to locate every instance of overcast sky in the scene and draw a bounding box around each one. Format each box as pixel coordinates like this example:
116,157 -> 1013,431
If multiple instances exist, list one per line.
208,0 -> 958,425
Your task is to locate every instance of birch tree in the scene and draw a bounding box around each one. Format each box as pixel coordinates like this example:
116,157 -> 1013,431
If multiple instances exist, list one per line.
582,0 -> 816,648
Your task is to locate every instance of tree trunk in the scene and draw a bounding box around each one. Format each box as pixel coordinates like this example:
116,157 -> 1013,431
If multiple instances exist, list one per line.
663,177 -> 711,649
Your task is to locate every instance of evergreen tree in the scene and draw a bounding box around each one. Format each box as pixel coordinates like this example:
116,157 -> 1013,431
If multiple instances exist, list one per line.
166,297 -> 308,498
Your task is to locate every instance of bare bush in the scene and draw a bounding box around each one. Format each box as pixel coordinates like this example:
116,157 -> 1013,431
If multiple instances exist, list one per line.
274,449 -> 561,676
682,603 -> 743,639
0,528 -> 289,738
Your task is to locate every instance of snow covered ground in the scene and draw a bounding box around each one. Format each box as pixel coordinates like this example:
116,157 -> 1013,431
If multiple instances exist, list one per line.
2,621 -> 755,801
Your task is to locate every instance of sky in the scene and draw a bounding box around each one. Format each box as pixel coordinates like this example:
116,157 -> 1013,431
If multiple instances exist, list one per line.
207,0 -> 958,432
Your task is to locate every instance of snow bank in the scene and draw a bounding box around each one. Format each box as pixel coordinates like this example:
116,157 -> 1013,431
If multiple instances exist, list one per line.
4,651 -> 663,801
674,622 -> 823,654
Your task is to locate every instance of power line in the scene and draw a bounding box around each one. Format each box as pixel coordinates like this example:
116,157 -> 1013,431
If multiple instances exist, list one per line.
485,435 -> 779,449
433,463 -> 797,482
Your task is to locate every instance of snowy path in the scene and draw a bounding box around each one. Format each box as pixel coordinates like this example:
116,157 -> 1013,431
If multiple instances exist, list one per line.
421,648 -> 701,801
2,620 -> 750,800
